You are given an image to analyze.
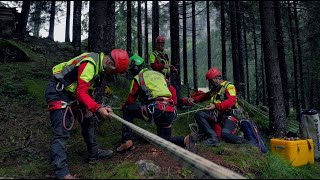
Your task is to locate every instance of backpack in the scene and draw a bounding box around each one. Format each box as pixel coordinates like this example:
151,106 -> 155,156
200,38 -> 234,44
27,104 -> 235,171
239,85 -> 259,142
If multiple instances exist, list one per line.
239,119 -> 268,153
300,109 -> 320,160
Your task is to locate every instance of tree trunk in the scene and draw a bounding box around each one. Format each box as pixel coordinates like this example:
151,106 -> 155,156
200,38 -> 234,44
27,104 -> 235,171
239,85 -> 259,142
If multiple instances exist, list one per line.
170,0 -> 181,104
182,0 -> 188,87
207,1 -> 211,71
144,1 -> 149,63
236,2 -> 245,99
127,1 -> 132,55
221,0 -> 226,80
48,0 -> 56,41
293,1 -> 306,109
73,1 -> 82,56
88,1 -> 115,103
32,1 -> 42,37
192,1 -> 198,90
65,1 -> 70,43
287,1 -> 301,118
137,0 -> 142,56
243,12 -> 249,102
229,1 -> 240,91
16,0 -> 30,38
274,1 -> 289,116
261,38 -> 266,105
260,1 -> 287,137
152,0 -> 159,50
253,18 -> 259,105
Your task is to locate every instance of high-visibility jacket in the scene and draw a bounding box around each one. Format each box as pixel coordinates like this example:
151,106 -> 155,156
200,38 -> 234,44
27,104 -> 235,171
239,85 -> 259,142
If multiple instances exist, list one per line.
193,81 -> 238,111
123,68 -> 174,106
149,50 -> 171,75
51,52 -> 105,112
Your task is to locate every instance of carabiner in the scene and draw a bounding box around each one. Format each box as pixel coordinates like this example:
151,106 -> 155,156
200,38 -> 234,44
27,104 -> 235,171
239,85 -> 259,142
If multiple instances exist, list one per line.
56,82 -> 64,92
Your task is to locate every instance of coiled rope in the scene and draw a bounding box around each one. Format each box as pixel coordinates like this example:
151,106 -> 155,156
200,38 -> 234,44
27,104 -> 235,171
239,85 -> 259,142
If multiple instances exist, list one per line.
109,112 -> 246,179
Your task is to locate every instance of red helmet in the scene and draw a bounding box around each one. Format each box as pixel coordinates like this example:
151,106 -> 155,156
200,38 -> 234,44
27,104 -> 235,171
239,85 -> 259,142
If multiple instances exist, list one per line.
206,67 -> 222,80
110,49 -> 130,74
156,35 -> 165,43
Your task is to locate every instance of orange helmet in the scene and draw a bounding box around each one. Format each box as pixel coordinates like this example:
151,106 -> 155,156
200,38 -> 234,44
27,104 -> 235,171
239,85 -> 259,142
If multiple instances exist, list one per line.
206,67 -> 222,80
156,35 -> 165,43
110,49 -> 130,74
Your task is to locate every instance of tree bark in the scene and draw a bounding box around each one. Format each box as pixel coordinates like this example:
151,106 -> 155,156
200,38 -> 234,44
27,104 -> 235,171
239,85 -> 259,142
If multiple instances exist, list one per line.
127,0 -> 132,55
170,0 -> 181,90
138,0 -> 142,56
182,0 -> 188,86
65,1 -> 70,43
73,1 -> 82,56
236,2 -> 245,99
260,1 -> 287,137
16,0 -> 30,38
243,11 -> 249,102
293,1 -> 306,109
48,0 -> 56,41
207,1 -> 211,71
229,1 -> 240,91
144,1 -> 149,63
253,18 -> 259,106
274,1 -> 289,116
221,0 -> 226,80
287,1 -> 301,117
152,0 -> 159,50
192,1 -> 198,90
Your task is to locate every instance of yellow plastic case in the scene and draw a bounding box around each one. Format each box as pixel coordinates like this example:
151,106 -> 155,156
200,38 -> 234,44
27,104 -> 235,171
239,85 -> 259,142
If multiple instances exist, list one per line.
270,138 -> 314,167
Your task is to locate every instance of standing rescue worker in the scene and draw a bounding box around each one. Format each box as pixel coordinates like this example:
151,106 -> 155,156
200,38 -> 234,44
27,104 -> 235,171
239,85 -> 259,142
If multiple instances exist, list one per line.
116,54 -> 195,153
182,67 -> 247,146
44,49 -> 130,179
149,35 -> 182,108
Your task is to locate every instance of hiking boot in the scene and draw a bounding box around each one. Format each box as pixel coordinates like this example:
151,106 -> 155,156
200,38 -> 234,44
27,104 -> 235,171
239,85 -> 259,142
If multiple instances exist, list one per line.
116,140 -> 133,153
63,174 -> 79,179
202,138 -> 220,147
185,134 -> 197,153
88,149 -> 113,164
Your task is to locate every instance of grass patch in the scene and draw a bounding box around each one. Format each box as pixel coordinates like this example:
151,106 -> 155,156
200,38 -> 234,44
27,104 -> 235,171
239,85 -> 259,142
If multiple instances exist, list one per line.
24,79 -> 47,106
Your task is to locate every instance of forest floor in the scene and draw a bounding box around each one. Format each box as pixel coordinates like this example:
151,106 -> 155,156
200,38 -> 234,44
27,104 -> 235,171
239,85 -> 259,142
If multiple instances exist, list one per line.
0,36 -> 319,179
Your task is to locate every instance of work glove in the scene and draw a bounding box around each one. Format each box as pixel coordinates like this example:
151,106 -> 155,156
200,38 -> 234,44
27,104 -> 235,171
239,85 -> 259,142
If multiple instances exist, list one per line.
182,97 -> 194,106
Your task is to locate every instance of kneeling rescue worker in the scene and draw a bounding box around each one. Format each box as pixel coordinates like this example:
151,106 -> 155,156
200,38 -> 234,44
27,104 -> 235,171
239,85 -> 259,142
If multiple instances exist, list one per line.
116,54 -> 195,153
183,67 -> 248,146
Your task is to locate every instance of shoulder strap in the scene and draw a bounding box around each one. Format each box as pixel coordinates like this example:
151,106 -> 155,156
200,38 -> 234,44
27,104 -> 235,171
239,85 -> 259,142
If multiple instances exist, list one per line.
138,71 -> 153,100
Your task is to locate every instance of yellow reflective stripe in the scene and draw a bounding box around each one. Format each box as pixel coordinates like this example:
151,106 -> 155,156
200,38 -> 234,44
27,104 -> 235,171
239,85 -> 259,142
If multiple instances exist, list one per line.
149,53 -> 156,63
79,62 -> 95,83
226,84 -> 236,96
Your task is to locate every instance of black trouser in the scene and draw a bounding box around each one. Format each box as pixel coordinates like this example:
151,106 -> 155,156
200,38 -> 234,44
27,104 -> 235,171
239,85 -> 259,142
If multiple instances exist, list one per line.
44,78 -> 100,178
122,103 -> 185,147
194,110 -> 247,144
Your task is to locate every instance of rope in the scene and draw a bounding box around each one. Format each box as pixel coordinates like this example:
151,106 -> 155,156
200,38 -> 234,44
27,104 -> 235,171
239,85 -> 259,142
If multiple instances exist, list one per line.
63,106 -> 75,131
108,112 -> 246,179
177,107 -> 206,116
62,101 -> 83,131
238,98 -> 269,119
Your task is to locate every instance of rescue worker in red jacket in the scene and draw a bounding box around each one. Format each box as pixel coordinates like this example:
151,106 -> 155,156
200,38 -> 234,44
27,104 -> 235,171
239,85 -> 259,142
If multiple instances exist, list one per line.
44,49 -> 130,179
116,54 -> 194,153
182,67 -> 247,146
149,35 -> 182,108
